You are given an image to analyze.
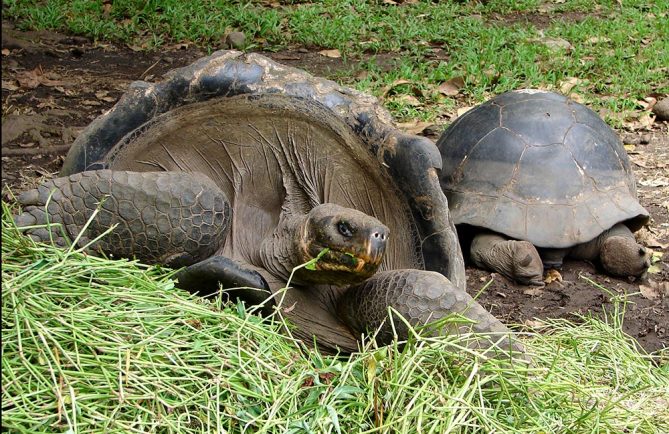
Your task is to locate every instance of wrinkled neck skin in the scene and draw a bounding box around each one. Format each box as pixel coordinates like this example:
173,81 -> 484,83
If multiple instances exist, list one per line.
568,223 -> 632,261
259,212 -> 310,285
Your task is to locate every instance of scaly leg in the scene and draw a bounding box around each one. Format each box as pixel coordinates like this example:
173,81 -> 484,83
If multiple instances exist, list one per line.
13,170 -> 230,267
470,232 -> 544,286
338,269 -> 526,359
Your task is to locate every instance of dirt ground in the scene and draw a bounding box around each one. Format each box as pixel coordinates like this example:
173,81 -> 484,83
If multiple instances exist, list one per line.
2,22 -> 667,354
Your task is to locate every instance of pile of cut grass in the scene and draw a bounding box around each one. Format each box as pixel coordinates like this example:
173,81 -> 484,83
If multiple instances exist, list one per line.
2,206 -> 668,433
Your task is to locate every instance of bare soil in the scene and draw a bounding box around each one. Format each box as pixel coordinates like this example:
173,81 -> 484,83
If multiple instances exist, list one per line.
2,22 -> 667,354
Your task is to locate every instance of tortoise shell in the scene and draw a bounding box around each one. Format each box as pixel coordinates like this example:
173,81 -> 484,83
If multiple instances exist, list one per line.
60,50 -> 467,352
436,89 -> 649,248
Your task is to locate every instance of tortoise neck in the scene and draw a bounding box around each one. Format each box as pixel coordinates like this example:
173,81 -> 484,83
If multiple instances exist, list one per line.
259,212 -> 311,284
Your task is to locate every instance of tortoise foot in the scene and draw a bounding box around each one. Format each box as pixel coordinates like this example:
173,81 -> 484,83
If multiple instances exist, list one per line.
13,170 -> 230,266
338,269 -> 526,358
175,256 -> 271,297
537,247 -> 569,270
470,233 -> 544,286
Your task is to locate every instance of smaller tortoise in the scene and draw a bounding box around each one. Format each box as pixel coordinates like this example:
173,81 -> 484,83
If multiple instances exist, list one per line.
13,51 -> 522,357
436,89 -> 650,286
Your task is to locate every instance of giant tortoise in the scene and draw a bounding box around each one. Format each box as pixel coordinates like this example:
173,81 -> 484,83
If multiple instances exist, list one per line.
13,51 -> 521,355
436,89 -> 650,286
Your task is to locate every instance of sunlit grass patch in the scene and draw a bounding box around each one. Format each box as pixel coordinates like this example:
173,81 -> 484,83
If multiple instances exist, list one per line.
3,0 -> 668,123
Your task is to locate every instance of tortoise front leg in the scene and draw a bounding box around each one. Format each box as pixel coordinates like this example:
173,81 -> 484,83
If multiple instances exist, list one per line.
13,170 -> 230,267
337,270 -> 526,358
569,223 -> 650,278
470,232 -> 545,286
174,256 -> 274,315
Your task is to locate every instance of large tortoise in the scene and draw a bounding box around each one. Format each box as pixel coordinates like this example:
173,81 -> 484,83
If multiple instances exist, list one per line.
436,89 -> 650,286
14,51 -> 520,355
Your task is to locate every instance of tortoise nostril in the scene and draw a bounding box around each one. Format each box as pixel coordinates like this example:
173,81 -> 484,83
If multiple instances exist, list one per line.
371,231 -> 388,243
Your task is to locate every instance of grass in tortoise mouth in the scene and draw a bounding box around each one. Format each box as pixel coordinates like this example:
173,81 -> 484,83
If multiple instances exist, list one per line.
306,246 -> 380,274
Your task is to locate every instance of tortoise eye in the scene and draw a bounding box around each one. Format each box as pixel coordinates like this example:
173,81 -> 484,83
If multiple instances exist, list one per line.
337,221 -> 354,238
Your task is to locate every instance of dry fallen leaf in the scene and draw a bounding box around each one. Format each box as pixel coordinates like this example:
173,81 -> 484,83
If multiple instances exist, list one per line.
81,100 -> 102,107
36,97 -> 63,110
392,94 -> 422,106
380,79 -> 416,99
396,120 -> 433,135
168,43 -> 191,50
437,77 -> 465,96
639,177 -> 669,187
638,278 -> 669,299
126,41 -> 152,52
636,228 -> 669,249
636,112 -> 655,129
647,265 -> 662,274
16,67 -> 70,89
624,144 -> 638,153
647,251 -> 664,274
523,287 -> 544,296
523,319 -> 544,328
569,93 -> 585,103
1,48 -> 10,56
636,99 -> 653,110
1,80 -> 19,91
544,269 -> 563,284
95,91 -> 117,103
559,77 -> 581,94
643,96 -> 657,108
639,284 -> 660,299
318,49 -> 341,58
456,106 -> 474,117
533,36 -> 573,50
586,36 -> 611,44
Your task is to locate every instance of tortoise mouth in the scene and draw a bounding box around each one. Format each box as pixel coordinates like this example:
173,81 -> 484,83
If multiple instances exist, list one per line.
308,243 -> 383,274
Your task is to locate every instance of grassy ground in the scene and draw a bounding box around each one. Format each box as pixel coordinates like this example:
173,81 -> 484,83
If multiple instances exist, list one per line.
3,0 -> 668,123
2,209 -> 669,433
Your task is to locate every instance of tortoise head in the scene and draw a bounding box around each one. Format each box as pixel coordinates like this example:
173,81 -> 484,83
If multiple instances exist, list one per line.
600,236 -> 651,279
297,203 -> 389,286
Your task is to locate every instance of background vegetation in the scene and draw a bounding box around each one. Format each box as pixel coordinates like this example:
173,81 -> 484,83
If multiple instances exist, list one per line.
4,0 -> 668,124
